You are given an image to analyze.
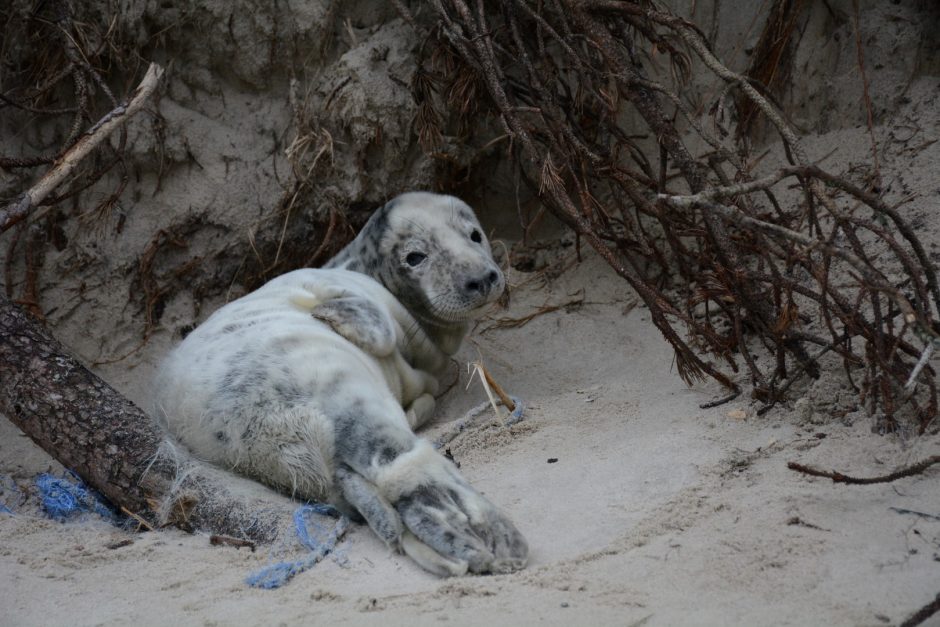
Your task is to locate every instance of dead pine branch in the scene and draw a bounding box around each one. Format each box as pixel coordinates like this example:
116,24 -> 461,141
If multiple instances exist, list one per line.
413,0 -> 940,430
736,0 -> 806,140
0,63 -> 164,234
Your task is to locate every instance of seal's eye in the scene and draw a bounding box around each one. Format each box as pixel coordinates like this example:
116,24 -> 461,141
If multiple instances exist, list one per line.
405,252 -> 427,267
470,229 -> 482,243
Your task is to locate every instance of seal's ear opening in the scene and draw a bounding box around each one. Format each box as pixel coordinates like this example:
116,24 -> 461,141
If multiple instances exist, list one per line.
361,199 -> 395,246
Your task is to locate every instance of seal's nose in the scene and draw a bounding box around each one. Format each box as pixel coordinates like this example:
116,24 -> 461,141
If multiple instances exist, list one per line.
463,267 -> 503,298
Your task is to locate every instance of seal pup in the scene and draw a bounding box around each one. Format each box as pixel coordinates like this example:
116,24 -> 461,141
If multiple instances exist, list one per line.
154,192 -> 527,576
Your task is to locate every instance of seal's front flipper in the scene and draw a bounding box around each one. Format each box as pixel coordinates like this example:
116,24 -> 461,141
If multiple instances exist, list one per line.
312,296 -> 397,357
405,393 -> 436,430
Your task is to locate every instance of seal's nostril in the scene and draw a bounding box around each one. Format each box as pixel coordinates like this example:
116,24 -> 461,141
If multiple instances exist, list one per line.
466,280 -> 482,294
487,271 -> 499,284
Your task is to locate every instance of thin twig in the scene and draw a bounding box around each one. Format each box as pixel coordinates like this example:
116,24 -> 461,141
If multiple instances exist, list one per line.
120,506 -> 156,531
481,294 -> 584,333
210,534 -> 257,551
850,0 -> 880,188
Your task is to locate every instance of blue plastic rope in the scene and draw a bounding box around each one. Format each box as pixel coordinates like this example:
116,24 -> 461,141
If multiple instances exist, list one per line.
34,473 -> 116,522
246,504 -> 349,589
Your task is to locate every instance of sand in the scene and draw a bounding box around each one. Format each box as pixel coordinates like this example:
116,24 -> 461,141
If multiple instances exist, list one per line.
2,240 -> 939,625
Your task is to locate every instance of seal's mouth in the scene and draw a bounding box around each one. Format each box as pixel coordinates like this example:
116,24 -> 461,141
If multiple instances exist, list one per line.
417,287 -> 504,326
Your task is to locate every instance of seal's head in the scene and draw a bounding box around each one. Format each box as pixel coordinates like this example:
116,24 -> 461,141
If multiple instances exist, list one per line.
326,192 -> 504,339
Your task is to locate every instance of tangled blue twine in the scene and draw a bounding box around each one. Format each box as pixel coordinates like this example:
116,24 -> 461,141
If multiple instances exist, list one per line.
246,503 -> 349,589
34,472 -> 117,522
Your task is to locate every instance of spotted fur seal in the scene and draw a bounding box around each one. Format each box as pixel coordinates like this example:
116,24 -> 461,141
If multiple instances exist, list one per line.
154,192 -> 527,576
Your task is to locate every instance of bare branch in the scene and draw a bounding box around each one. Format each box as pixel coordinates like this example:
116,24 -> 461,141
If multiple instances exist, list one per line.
0,63 -> 164,234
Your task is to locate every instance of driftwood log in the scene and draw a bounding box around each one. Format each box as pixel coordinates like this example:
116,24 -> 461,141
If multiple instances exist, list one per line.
0,293 -> 289,542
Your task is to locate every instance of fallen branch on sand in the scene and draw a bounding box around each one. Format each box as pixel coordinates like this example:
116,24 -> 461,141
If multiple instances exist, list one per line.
788,452 -> 940,625
900,592 -> 940,627
786,455 -> 940,485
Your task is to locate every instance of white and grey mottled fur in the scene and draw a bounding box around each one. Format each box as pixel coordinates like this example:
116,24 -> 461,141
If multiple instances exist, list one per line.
154,192 -> 527,576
